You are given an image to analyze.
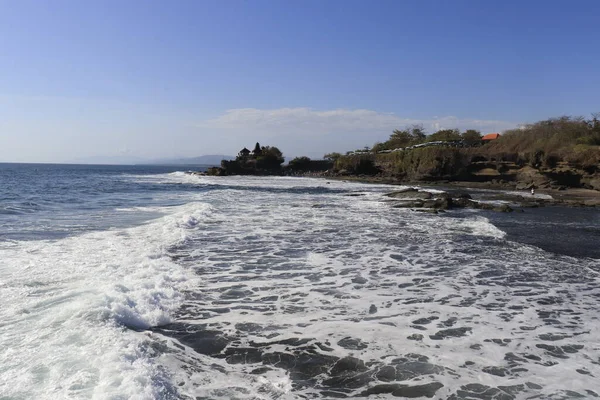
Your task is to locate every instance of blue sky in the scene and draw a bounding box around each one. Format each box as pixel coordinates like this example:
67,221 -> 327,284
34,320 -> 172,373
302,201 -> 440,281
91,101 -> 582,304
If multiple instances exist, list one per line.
1,0 -> 599,162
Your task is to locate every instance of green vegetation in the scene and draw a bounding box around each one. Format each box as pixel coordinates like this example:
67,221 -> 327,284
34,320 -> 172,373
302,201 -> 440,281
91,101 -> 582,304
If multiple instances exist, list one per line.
334,154 -> 379,175
479,115 -> 600,168
336,147 -> 467,179
331,113 -> 599,181
372,124 -> 426,151
377,147 -> 467,180
324,152 -> 343,162
287,156 -> 333,172
209,142 -> 285,175
287,156 -> 312,171
208,114 -> 599,187
428,129 -> 462,142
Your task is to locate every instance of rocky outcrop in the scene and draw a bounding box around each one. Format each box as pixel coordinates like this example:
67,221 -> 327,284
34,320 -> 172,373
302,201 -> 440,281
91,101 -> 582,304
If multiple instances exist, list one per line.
386,188 -> 434,200
385,189 -> 514,213
384,186 -> 600,212
331,150 -> 599,192
584,177 -> 600,191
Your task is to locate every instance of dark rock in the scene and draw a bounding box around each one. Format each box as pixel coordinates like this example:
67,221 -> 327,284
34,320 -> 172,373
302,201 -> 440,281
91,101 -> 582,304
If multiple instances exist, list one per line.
576,368 -> 591,375
392,200 -> 425,208
423,197 -> 452,210
492,204 -> 514,212
320,390 -> 349,398
504,352 -> 527,363
429,327 -> 472,340
407,334 -> 424,341
415,208 -> 438,214
220,289 -> 253,299
564,390 -> 586,398
322,372 -> 372,389
439,317 -> 458,327
410,325 -> 428,331
412,316 -> 438,325
538,333 -> 570,341
360,384 -> 401,396
330,356 -> 368,376
562,344 -> 584,353
392,382 -> 444,398
360,382 -> 443,398
394,361 -> 444,380
525,382 -> 543,389
449,383 -> 517,400
498,384 -> 526,395
337,337 -> 368,350
151,323 -> 229,356
352,276 -> 368,284
369,304 -> 378,314
386,189 -> 433,200
523,354 -> 542,361
250,366 -> 272,374
261,351 -> 338,379
516,182 -> 533,190
224,347 -> 263,364
482,366 -> 510,377
316,342 -> 334,352
588,178 -> 600,191
375,365 -> 397,381
452,197 -> 476,208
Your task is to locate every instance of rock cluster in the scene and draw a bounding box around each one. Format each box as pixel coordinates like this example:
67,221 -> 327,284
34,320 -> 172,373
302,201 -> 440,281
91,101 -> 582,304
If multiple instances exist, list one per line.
385,188 -> 514,213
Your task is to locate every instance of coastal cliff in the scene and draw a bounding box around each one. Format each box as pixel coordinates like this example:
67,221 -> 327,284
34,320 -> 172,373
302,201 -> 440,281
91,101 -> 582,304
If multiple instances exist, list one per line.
330,151 -> 600,192
203,115 -> 599,196
328,115 -> 600,192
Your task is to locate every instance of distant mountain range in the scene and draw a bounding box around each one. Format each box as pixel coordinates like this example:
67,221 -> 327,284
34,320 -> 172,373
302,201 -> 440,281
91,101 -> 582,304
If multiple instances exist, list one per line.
66,154 -> 234,166
141,155 -> 234,166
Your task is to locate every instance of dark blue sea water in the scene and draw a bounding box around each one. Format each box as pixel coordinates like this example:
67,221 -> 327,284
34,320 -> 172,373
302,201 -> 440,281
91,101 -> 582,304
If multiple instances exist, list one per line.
1,163 -> 599,400
0,163 -> 208,241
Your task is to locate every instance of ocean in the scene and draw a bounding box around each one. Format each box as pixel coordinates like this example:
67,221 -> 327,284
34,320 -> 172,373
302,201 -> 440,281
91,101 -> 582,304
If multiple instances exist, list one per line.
1,163 -> 599,400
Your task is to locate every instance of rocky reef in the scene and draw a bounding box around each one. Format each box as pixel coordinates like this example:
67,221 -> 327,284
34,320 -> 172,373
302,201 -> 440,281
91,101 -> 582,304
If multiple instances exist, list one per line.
382,187 -> 600,214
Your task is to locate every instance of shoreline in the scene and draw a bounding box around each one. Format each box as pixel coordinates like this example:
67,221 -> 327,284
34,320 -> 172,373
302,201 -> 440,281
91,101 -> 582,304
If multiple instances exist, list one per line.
187,170 -> 600,207
320,175 -> 600,207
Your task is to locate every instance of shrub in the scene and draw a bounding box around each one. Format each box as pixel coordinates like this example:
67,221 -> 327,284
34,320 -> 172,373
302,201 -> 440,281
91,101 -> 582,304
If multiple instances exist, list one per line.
335,154 -> 379,175
287,156 -> 312,171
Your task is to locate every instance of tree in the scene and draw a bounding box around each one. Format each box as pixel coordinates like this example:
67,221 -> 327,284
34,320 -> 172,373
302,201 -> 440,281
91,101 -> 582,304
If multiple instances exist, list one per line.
383,124 -> 427,150
253,142 -> 262,156
288,156 -> 312,171
389,129 -> 414,147
324,152 -> 342,162
429,129 -> 462,142
408,124 -> 427,142
462,129 -> 482,145
256,146 -> 284,169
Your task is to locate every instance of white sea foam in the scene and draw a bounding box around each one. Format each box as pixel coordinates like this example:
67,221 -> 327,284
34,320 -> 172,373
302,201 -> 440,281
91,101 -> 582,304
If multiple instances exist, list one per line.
145,175 -> 599,399
3,174 -> 599,399
450,215 -> 508,239
504,190 -> 554,200
0,202 -> 210,399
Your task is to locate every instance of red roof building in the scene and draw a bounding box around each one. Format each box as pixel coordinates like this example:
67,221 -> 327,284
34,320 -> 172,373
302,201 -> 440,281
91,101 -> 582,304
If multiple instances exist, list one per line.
482,133 -> 501,141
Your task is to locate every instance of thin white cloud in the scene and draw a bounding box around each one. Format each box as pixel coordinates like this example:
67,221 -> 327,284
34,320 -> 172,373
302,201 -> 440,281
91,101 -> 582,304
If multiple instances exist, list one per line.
199,107 -> 516,135
195,108 -> 517,158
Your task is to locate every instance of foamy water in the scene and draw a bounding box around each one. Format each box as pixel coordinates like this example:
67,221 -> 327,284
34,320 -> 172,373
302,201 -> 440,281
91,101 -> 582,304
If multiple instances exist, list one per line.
1,167 -> 599,399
